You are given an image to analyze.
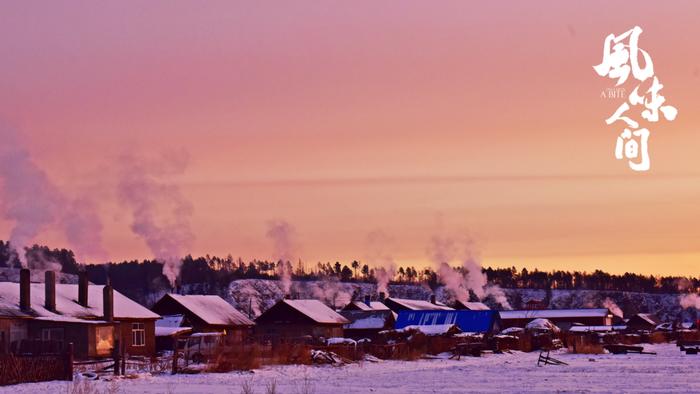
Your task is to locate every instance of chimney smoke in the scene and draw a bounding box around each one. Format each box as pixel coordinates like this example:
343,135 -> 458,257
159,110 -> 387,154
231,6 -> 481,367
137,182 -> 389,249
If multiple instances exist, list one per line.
19,268 -> 30,311
45,270 -> 56,311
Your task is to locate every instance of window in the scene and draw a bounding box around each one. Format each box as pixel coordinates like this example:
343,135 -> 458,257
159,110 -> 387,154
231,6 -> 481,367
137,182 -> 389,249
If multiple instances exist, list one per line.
131,323 -> 145,347
96,326 -> 114,356
41,328 -> 64,341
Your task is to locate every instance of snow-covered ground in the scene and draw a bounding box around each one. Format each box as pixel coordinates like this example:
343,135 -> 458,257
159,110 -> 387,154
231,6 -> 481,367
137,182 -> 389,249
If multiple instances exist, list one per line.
4,344 -> 698,393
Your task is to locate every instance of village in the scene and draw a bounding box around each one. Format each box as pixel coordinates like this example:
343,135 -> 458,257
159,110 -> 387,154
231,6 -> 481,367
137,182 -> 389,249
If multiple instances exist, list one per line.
0,267 -> 699,392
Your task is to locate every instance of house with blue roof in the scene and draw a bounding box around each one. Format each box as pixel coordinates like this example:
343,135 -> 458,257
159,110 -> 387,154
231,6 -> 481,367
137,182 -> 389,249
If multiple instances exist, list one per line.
394,310 -> 501,335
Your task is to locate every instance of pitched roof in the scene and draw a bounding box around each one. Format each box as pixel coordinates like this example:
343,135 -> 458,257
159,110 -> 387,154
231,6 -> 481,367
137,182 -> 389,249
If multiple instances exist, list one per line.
282,299 -> 349,324
632,313 -> 661,326
341,310 -> 394,330
386,297 -> 454,311
163,294 -> 254,326
345,300 -> 391,311
0,282 -> 159,321
499,308 -> 611,320
395,310 -> 499,334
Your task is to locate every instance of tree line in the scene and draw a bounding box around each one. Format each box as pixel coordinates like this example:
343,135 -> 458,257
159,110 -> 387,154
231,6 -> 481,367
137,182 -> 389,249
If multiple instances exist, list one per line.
0,241 -> 698,301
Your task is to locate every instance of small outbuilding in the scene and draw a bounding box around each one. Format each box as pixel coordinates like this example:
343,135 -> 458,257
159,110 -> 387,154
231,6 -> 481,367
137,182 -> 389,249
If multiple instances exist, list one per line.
626,313 -> 661,332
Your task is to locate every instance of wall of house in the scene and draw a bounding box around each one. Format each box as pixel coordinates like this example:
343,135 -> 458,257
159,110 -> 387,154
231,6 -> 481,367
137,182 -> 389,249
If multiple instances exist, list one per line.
255,323 -> 342,341
116,319 -> 156,357
26,321 -> 91,359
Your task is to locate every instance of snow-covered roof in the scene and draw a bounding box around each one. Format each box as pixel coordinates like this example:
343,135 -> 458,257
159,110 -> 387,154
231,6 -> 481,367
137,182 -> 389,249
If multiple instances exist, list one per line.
0,282 -> 160,321
568,325 -> 627,333
164,294 -> 254,327
500,308 -> 611,320
283,299 -> 349,324
155,326 -> 192,337
346,301 -> 390,311
525,318 -> 560,333
157,314 -> 185,327
634,313 -> 660,325
398,324 -> 461,336
386,297 -> 454,311
341,310 -> 394,330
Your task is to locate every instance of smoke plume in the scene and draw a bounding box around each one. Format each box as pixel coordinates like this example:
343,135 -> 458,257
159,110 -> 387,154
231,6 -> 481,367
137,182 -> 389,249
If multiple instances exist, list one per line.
266,220 -> 295,295
0,123 -> 106,265
117,151 -> 194,287
428,231 -> 511,309
680,294 -> 700,309
365,230 -> 396,295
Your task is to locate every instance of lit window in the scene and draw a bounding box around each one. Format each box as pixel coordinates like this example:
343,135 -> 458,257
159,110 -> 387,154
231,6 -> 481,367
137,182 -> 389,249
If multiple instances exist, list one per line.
132,323 -> 145,347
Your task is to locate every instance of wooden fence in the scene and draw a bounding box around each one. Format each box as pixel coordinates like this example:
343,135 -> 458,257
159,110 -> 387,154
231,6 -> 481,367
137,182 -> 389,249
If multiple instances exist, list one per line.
0,343 -> 73,386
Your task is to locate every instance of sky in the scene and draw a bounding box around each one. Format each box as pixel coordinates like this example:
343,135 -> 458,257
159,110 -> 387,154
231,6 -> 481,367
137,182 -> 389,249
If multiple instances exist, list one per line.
0,1 -> 699,276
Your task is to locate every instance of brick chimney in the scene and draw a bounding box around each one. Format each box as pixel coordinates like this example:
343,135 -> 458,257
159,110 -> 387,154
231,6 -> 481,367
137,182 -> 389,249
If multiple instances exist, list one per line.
364,294 -> 371,307
103,279 -> 114,322
19,268 -> 30,311
45,270 -> 56,312
78,270 -> 88,307
430,294 -> 437,304
379,292 -> 386,303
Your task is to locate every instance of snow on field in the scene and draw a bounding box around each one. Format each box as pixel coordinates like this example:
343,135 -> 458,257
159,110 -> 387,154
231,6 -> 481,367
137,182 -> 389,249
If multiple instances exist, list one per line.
3,344 -> 699,394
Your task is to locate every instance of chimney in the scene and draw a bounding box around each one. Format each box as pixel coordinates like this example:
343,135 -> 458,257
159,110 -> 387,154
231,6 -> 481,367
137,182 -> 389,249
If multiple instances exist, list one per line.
430,294 -> 437,304
103,279 -> 114,322
364,294 -> 371,307
45,271 -> 56,312
379,292 -> 386,303
78,270 -> 88,307
19,268 -> 30,311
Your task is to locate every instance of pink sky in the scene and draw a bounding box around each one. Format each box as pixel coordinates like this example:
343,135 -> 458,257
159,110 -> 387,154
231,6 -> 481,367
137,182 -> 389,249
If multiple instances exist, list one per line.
1,1 -> 699,275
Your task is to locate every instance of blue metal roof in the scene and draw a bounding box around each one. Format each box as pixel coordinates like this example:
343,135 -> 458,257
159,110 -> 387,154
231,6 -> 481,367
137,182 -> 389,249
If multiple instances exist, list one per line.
395,310 -> 499,333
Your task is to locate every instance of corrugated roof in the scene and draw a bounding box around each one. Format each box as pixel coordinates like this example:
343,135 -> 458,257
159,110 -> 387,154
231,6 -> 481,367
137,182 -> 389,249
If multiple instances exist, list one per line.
165,294 -> 254,326
283,299 -> 349,324
0,282 -> 160,320
395,310 -> 499,334
499,309 -> 611,320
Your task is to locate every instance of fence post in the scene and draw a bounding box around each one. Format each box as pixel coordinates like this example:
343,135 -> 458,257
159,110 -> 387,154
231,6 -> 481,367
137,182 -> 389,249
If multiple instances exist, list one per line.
65,342 -> 74,381
171,335 -> 179,375
113,338 -> 121,376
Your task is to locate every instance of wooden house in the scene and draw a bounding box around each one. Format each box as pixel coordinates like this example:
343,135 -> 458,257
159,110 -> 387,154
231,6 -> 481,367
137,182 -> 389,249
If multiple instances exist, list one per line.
255,299 -> 348,341
0,269 -> 159,359
151,293 -> 254,344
